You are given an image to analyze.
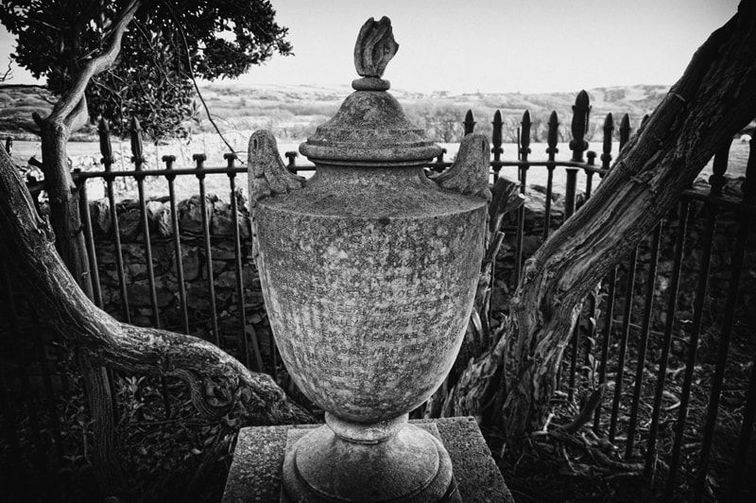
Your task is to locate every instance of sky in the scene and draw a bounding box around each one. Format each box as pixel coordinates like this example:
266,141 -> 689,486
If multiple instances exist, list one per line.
0,0 -> 741,94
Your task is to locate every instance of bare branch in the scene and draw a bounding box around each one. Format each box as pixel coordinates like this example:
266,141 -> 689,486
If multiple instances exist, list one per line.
19,124 -> 42,137
48,0 -> 142,125
66,95 -> 89,131
0,58 -> 12,82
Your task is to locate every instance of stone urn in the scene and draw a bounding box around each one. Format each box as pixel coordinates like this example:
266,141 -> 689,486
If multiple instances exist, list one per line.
248,16 -> 492,502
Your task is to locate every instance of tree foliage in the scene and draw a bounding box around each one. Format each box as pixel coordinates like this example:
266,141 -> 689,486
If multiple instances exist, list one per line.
0,0 -> 292,139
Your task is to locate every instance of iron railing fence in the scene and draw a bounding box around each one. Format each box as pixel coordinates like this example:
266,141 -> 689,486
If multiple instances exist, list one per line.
1,89 -> 754,501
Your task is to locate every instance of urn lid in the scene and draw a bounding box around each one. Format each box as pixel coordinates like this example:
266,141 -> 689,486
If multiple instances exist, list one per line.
299,17 -> 442,167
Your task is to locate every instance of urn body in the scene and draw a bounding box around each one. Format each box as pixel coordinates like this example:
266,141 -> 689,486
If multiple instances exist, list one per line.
255,163 -> 487,423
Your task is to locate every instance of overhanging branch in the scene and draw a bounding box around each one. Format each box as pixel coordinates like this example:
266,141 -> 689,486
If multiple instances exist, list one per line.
48,0 -> 141,126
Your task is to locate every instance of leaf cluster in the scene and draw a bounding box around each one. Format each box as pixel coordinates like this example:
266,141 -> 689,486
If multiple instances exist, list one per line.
0,0 -> 292,139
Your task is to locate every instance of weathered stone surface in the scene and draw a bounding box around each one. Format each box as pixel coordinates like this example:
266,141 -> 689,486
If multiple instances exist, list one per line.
211,201 -> 235,236
216,270 -> 237,290
222,418 -> 512,503
248,131 -> 305,205
179,246 -> 201,281
211,242 -> 237,261
117,204 -> 141,241
126,282 -> 174,308
154,202 -> 173,237
283,421 -> 458,502
186,283 -> 211,312
256,164 -> 487,422
89,198 -> 111,236
431,134 -> 493,201
249,17 -> 494,501
353,16 -> 398,79
299,91 -> 441,165
178,194 -> 215,234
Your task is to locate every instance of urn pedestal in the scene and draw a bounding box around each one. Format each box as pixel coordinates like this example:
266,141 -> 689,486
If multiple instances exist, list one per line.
248,17 -> 492,502
221,418 -> 514,502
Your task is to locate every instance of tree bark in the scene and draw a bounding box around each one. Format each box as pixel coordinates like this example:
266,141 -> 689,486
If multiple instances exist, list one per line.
36,117 -> 92,294
448,1 -> 756,441
27,3 -> 142,493
0,146 -> 313,426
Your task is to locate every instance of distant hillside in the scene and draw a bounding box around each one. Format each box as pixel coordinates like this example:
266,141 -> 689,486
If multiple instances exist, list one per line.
0,85 -> 98,141
0,83 -> 670,143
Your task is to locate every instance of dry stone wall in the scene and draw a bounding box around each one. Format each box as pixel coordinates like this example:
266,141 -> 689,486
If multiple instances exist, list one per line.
89,191 -> 274,365
87,177 -> 754,373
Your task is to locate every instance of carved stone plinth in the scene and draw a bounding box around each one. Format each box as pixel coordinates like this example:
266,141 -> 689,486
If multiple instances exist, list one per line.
222,417 -> 513,503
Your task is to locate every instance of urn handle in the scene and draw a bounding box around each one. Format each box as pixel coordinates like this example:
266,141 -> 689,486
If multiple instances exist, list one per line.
247,130 -> 305,206
248,130 -> 305,262
430,133 -> 492,201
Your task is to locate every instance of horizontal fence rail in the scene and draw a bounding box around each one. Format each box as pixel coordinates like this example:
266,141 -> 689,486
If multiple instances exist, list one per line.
1,89 -> 755,501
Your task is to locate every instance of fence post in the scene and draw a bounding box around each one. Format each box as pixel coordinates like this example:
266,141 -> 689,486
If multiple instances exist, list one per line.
163,154 -> 190,334
584,151 -> 596,201
491,110 -> 503,182
601,113 -> 614,172
463,109 -> 476,136
692,140 -> 742,502
665,134 -> 717,498
569,90 -> 591,163
99,120 -> 131,322
130,117 -> 161,328
194,152 -> 220,346
285,151 -> 298,174
76,168 -> 103,308
514,110 -> 531,283
619,113 -> 631,148
565,90 -> 591,217
543,111 -> 559,239
4,137 -> 11,155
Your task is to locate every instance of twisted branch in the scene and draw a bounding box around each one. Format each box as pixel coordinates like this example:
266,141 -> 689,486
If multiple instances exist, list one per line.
0,146 -> 312,426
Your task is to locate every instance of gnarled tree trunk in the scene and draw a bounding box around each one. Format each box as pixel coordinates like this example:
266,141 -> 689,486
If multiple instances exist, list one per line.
446,0 -> 756,442
28,2 -> 142,491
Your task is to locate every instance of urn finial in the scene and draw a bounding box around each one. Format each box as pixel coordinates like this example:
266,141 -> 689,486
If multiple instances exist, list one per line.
352,16 -> 398,91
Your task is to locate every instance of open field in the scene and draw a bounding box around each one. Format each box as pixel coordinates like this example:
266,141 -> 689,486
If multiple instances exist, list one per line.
1,81 -> 672,143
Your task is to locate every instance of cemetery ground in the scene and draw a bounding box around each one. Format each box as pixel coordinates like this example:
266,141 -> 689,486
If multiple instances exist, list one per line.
3,162 -> 753,502
2,84 -> 754,503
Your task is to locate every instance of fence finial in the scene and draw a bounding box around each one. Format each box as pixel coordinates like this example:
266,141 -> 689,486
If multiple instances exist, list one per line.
569,90 -> 591,162
619,114 -> 631,150
491,110 -> 503,158
284,151 -> 298,174
520,110 -> 532,159
98,119 -> 113,167
130,117 -> 144,167
601,113 -> 614,171
224,152 -> 238,169
546,111 -> 559,156
463,110 -> 476,136
162,155 -> 176,170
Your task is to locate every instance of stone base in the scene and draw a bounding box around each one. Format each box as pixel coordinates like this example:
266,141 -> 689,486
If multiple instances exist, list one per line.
282,423 -> 459,502
222,416 -> 513,503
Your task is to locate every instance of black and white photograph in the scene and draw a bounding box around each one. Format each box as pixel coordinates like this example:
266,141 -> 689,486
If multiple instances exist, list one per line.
0,0 -> 753,501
